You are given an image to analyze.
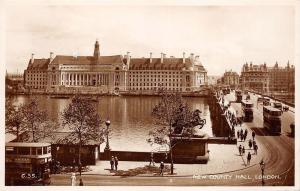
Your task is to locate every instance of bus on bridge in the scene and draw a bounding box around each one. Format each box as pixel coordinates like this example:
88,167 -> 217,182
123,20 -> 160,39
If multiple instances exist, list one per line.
263,106 -> 282,134
5,142 -> 52,186
241,100 -> 254,122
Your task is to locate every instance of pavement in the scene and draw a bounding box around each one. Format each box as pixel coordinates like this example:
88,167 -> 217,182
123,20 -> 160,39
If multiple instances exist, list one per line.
64,95 -> 265,177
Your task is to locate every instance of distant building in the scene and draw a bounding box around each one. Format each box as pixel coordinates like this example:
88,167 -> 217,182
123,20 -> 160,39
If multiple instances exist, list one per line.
220,70 -> 239,89
268,61 -> 295,103
240,61 -> 295,103
24,40 -> 207,94
240,62 -> 269,94
268,61 -> 295,94
207,75 -> 221,85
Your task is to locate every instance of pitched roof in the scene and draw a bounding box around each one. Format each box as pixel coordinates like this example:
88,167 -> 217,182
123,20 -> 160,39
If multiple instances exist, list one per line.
124,58 -> 193,70
27,58 -> 50,70
51,55 -> 123,65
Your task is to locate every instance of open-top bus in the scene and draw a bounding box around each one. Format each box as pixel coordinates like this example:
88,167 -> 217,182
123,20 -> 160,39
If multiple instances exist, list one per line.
5,142 -> 52,186
241,100 -> 254,122
263,106 -> 282,134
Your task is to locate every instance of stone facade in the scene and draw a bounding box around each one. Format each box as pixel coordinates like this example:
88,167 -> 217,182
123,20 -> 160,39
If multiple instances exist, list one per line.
24,41 -> 207,94
220,70 -> 239,89
240,62 -> 269,94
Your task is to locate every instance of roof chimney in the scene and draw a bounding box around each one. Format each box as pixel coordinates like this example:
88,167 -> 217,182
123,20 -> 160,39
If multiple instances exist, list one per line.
150,52 -> 152,63
161,52 -> 164,63
30,53 -> 34,64
126,52 -> 131,67
50,52 -> 54,62
183,52 -> 186,63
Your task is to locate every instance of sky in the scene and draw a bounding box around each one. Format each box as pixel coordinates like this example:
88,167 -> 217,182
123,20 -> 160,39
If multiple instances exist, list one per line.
4,2 -> 295,75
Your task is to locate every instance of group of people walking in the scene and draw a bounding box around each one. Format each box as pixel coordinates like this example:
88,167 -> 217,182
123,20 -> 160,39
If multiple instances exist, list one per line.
238,129 -> 259,166
110,156 -> 119,171
237,128 -> 248,142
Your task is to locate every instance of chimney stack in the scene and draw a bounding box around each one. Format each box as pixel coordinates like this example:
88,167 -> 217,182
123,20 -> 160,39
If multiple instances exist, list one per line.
126,52 -> 131,66
30,53 -> 34,64
50,52 -> 54,62
161,52 -> 164,63
150,52 -> 152,63
183,52 -> 186,63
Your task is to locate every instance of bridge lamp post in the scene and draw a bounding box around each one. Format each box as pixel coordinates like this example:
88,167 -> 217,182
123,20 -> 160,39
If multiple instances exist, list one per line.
260,159 -> 265,186
104,120 -> 111,151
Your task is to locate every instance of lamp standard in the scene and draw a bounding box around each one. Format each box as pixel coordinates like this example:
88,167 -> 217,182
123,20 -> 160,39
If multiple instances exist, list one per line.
104,120 -> 111,151
260,159 -> 265,186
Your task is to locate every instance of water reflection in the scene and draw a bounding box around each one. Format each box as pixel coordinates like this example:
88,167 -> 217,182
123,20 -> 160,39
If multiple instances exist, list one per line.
10,95 -> 212,151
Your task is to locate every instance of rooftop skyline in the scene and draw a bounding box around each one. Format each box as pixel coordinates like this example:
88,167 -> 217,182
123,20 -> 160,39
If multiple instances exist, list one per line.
4,3 -> 295,75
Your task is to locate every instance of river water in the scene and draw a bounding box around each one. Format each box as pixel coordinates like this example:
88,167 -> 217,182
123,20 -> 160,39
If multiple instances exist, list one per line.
10,95 -> 212,152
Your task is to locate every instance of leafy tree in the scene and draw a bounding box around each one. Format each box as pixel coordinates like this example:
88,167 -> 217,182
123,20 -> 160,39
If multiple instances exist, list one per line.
6,97 -> 57,142
147,92 -> 203,174
5,97 -> 25,141
20,98 -> 49,142
61,95 -> 106,175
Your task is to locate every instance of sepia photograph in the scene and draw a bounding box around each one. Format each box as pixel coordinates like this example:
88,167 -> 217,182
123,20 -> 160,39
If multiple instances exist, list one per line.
1,0 -> 299,190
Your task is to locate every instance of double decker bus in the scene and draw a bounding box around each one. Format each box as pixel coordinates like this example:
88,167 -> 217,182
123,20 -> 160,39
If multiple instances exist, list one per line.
241,100 -> 254,122
263,106 -> 282,134
235,90 -> 242,103
5,142 -> 52,186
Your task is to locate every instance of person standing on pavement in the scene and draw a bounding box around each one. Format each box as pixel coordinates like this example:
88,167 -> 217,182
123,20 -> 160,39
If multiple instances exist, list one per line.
79,178 -> 84,186
160,161 -> 164,176
248,139 -> 253,149
244,129 -> 248,139
114,156 -> 119,171
71,173 -> 76,186
238,145 -> 242,156
110,156 -> 115,170
247,152 -> 252,165
149,152 -> 155,166
237,130 -> 240,140
242,146 -> 245,155
252,131 -> 256,140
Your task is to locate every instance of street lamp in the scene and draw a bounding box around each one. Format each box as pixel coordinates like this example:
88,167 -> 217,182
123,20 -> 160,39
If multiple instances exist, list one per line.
260,159 -> 265,186
104,120 -> 111,151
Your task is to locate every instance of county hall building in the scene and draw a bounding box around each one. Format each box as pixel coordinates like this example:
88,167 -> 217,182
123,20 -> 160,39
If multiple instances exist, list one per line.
24,40 -> 207,94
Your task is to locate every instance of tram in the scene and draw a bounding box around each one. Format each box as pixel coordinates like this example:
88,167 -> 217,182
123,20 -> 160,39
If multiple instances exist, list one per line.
241,100 -> 254,122
263,106 -> 282,134
5,142 -> 52,186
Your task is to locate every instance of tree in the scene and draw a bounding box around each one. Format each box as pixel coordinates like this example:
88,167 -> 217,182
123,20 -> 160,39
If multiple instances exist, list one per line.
6,97 -> 57,142
147,92 -> 203,174
61,95 -> 106,175
20,98 -> 49,142
5,97 -> 25,141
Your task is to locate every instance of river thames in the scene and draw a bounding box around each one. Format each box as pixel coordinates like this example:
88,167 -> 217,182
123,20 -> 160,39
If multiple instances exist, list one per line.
10,95 -> 212,152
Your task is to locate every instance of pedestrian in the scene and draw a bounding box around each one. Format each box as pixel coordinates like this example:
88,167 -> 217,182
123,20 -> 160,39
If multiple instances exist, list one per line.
160,161 -> 164,176
71,173 -> 76,186
110,156 -> 114,170
238,145 -> 242,156
252,131 -> 256,140
237,130 -> 240,140
149,152 -> 155,166
248,139 -> 253,149
244,129 -> 248,139
114,156 -> 119,171
79,178 -> 84,186
254,144 -> 258,155
253,140 -> 256,147
247,152 -> 252,165
242,146 -> 245,155
240,129 -> 244,137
